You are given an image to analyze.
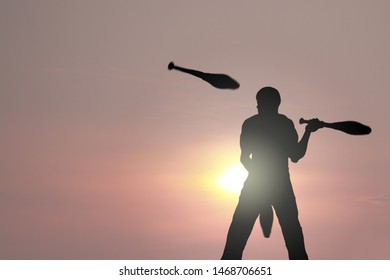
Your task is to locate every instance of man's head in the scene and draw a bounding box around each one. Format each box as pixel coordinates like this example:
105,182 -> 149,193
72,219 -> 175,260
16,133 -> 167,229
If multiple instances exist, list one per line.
256,86 -> 281,114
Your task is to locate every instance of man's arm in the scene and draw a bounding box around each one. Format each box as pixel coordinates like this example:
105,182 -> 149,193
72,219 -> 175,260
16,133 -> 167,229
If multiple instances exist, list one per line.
240,147 -> 252,171
240,120 -> 253,171
290,118 -> 322,163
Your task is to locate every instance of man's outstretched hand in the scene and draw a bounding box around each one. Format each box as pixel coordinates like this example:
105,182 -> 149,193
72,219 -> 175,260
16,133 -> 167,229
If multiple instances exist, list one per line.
305,118 -> 324,133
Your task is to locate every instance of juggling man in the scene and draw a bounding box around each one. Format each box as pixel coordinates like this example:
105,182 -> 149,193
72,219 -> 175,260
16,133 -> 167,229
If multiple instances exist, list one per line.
221,87 -> 322,260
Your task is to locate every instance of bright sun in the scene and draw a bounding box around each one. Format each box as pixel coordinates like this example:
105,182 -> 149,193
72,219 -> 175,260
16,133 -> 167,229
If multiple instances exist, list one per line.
218,164 -> 248,194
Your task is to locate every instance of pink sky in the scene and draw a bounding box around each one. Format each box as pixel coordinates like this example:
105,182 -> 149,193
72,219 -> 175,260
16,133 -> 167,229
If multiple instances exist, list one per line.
1,1 -> 389,259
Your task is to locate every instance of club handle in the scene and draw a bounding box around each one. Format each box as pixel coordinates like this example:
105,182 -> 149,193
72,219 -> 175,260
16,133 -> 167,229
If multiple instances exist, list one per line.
300,118 -> 327,129
299,118 -> 309,124
167,61 -> 205,79
168,61 -> 190,72
299,118 -> 325,124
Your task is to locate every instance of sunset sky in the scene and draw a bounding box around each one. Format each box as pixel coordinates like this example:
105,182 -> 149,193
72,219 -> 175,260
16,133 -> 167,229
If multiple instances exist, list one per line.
1,1 -> 389,259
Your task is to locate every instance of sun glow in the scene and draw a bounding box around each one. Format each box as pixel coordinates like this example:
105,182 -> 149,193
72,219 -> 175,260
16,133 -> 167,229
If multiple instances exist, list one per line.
218,164 -> 248,194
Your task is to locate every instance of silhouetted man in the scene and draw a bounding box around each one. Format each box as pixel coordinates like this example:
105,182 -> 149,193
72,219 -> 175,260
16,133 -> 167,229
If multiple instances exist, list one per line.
221,87 -> 321,260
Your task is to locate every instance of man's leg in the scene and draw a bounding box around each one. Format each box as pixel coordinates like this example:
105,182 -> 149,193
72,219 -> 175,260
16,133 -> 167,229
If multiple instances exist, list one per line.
221,189 -> 261,260
274,188 -> 308,260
